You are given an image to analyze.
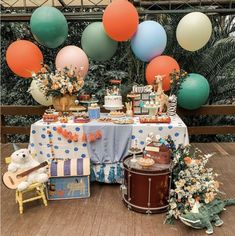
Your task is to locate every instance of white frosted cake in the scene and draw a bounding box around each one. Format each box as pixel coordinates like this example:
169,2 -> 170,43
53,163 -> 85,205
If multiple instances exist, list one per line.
104,95 -> 123,108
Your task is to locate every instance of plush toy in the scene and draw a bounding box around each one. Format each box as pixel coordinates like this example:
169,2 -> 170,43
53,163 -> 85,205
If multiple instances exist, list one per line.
179,198 -> 235,234
8,148 -> 48,191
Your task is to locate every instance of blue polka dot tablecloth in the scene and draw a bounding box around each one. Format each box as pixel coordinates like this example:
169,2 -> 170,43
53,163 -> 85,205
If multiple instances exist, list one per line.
29,114 -> 189,164
29,120 -> 89,163
132,115 -> 189,148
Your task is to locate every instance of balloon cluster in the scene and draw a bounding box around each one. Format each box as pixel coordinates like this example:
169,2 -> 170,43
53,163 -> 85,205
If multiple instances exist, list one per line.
5,1 -> 212,109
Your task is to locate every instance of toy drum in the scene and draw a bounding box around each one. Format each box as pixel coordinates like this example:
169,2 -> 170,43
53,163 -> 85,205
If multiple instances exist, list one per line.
121,154 -> 172,214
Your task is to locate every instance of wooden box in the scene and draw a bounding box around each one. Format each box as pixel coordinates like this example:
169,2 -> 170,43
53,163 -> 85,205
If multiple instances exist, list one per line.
144,142 -> 171,164
46,158 -> 90,200
46,176 -> 90,200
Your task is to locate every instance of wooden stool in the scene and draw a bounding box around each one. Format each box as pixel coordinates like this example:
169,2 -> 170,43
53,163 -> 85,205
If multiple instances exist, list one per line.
5,157 -> 48,214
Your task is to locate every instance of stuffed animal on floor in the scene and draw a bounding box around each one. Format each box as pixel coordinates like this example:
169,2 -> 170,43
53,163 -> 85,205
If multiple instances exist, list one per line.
8,148 -> 48,191
179,198 -> 235,234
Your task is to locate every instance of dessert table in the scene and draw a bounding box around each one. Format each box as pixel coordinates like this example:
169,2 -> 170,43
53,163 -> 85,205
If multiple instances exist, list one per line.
29,114 -> 189,183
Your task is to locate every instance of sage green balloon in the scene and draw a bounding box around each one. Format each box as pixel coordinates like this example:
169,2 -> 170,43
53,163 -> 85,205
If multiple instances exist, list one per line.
177,73 -> 210,110
30,6 -> 68,48
81,22 -> 118,61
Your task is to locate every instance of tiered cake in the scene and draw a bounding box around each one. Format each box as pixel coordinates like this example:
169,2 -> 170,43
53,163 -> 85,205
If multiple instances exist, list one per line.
104,95 -> 122,107
104,86 -> 123,109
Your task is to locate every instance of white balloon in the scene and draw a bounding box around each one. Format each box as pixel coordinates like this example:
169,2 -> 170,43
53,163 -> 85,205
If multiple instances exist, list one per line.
29,80 -> 53,106
176,12 -> 212,51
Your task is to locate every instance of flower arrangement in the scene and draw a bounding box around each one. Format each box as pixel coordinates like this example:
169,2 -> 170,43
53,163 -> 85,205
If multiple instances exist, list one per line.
169,69 -> 188,96
165,144 -> 220,224
32,64 -> 84,97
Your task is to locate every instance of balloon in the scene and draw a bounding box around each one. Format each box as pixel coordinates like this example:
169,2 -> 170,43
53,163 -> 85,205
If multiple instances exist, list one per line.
177,73 -> 210,110
146,56 -> 180,91
176,12 -> 212,51
6,40 -> 43,78
30,6 -> 68,48
55,46 -> 89,77
81,22 -> 118,61
103,0 -> 139,41
29,80 -> 53,106
131,21 -> 167,62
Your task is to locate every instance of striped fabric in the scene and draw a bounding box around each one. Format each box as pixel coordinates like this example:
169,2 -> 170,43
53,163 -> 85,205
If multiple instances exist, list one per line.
50,158 -> 90,177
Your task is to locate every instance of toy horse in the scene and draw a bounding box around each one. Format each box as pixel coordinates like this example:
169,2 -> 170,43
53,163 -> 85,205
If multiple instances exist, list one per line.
154,75 -> 168,115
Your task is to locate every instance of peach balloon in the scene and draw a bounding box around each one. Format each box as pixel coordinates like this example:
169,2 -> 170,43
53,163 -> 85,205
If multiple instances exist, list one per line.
103,0 -> 139,41
6,40 -> 43,78
146,56 -> 180,91
55,45 -> 89,77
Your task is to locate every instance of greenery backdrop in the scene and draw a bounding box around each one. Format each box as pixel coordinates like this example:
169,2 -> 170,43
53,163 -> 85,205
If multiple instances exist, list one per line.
1,14 -> 235,142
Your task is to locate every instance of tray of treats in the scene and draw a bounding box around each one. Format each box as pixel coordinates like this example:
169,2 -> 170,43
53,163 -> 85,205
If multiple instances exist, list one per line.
98,117 -> 113,123
129,147 -> 142,154
138,157 -> 155,167
73,112 -> 90,123
108,111 -> 126,118
113,118 -> 134,125
139,116 -> 171,124
43,108 -> 59,123
43,113 -> 59,123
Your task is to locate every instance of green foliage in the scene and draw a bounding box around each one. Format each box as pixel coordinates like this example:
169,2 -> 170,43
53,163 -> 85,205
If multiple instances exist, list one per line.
1,14 -> 235,142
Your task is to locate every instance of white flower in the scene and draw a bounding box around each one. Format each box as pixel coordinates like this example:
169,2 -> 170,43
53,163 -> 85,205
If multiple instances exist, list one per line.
170,202 -> 177,209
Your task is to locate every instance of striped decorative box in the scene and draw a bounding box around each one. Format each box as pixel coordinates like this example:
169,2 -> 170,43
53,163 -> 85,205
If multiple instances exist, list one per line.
46,158 -> 90,200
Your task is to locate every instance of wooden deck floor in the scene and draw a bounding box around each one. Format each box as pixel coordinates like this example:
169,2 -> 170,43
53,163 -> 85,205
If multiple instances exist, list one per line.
1,143 -> 235,236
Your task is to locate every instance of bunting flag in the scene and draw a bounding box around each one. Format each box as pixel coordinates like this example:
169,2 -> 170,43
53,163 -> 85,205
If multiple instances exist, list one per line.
55,126 -> 102,143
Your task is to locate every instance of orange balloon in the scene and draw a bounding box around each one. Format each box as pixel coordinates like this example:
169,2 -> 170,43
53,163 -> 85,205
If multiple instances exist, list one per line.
146,55 -> 180,91
6,40 -> 43,78
103,0 -> 139,41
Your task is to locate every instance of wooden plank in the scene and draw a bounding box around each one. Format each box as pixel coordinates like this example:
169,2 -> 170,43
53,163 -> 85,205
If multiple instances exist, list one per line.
177,105 -> 235,116
188,126 -> 235,135
2,104 -> 235,116
1,126 -> 30,135
1,115 -> 7,143
1,143 -> 235,236
1,105 -> 46,116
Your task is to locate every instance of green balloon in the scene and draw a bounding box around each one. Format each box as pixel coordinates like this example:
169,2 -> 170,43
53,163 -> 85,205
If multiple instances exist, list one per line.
81,22 -> 118,61
30,6 -> 68,48
177,73 -> 210,110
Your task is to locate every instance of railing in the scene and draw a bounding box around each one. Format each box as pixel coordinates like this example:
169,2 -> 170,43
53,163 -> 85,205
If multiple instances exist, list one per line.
1,105 -> 235,143
1,0 -> 235,22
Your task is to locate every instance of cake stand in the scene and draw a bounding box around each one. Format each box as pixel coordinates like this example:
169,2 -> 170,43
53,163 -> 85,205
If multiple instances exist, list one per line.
80,99 -> 99,108
103,105 -> 124,111
128,149 -> 142,167
103,105 -> 125,118
69,105 -> 86,112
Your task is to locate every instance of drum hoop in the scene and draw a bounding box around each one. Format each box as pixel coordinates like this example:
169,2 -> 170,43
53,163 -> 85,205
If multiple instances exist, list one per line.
123,197 -> 169,211
123,167 -> 171,176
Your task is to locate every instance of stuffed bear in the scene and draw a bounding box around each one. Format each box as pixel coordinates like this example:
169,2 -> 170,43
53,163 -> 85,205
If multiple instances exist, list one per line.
8,148 -> 48,191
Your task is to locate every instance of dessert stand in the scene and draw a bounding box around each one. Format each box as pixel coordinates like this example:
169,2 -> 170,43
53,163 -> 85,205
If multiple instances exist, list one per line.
103,105 -> 125,118
128,139 -> 142,167
143,103 -> 160,116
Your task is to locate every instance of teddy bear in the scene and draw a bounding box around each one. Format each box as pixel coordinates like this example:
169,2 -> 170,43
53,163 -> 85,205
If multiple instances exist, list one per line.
8,148 -> 48,191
